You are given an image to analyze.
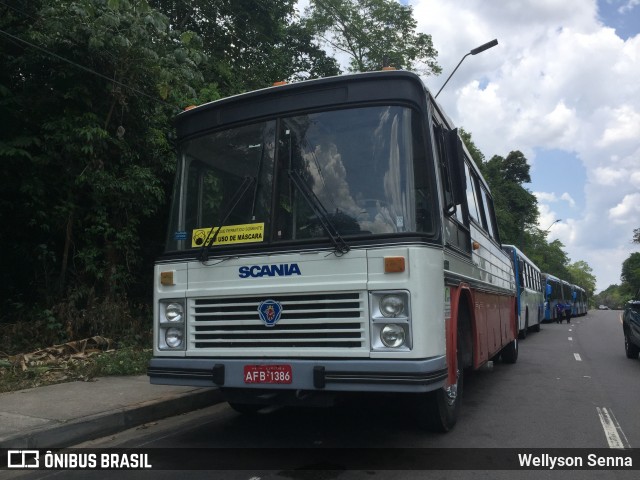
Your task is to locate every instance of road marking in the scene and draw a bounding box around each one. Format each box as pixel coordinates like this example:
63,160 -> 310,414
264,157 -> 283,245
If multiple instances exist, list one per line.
569,328 -> 573,332
596,407 -> 631,449
574,353 -> 582,361
568,337 -> 573,341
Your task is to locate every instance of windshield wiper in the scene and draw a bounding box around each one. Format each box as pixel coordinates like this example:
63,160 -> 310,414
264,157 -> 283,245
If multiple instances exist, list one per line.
288,169 -> 350,256
198,176 -> 256,263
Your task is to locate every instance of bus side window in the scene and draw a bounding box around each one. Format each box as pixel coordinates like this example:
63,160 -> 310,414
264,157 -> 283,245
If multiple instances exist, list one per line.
518,259 -> 525,287
433,122 -> 470,255
479,185 -> 497,239
464,163 -> 482,224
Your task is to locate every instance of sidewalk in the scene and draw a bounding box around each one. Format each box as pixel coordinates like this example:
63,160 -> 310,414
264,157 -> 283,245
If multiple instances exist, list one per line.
0,376 -> 221,448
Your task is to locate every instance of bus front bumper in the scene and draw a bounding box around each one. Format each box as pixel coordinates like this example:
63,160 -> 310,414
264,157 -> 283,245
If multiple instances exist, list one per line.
148,356 -> 448,394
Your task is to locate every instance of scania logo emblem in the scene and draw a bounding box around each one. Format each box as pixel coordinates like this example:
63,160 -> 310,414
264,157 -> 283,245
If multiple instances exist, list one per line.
258,299 -> 282,327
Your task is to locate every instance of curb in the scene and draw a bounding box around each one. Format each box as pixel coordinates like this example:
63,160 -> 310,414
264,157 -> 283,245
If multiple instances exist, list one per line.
0,388 -> 223,449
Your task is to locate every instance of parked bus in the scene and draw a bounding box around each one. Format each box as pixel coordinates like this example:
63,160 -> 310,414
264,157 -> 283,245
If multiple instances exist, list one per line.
543,274 -> 590,321
148,70 -> 518,432
572,285 -> 588,316
502,245 -> 543,338
542,273 -> 564,322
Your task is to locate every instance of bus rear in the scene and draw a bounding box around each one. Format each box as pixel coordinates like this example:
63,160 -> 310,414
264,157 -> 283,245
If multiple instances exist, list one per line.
148,71 -> 517,432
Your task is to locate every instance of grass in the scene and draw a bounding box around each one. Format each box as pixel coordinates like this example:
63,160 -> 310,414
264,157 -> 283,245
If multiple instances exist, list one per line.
0,345 -> 153,393
0,295 -> 156,393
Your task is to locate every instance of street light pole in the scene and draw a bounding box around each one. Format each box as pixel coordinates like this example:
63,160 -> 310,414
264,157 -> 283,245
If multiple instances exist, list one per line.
435,39 -> 498,98
543,219 -> 561,233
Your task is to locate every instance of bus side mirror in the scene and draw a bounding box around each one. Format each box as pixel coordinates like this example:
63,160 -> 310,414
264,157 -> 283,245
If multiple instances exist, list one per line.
546,285 -> 552,296
446,129 -> 466,209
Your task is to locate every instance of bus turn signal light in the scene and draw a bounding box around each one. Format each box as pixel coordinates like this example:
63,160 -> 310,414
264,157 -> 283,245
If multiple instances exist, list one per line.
160,271 -> 175,286
384,256 -> 405,273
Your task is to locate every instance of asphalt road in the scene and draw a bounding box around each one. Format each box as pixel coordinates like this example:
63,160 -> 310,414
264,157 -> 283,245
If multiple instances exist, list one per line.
7,309 -> 640,480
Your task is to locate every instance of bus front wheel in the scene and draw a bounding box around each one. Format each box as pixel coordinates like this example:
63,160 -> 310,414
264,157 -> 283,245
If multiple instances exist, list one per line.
417,332 -> 465,432
419,363 -> 463,433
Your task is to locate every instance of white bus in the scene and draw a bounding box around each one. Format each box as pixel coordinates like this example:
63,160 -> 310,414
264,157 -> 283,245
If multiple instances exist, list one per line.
502,245 -> 544,338
148,71 -> 518,432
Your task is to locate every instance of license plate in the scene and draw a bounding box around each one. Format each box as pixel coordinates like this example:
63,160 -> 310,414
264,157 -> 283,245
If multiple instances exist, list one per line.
243,364 -> 292,384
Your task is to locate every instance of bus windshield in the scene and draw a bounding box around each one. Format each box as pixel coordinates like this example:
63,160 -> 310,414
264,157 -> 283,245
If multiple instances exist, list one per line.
165,105 -> 435,252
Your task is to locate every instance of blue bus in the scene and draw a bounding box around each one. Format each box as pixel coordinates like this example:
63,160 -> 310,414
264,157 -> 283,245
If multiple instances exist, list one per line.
503,245 -> 544,338
542,273 -> 565,322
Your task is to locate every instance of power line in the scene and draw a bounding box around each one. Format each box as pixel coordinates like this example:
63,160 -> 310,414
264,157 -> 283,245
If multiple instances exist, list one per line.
0,23 -> 180,112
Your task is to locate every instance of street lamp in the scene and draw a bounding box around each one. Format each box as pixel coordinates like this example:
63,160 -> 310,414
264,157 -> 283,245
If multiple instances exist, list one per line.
543,219 -> 561,233
435,39 -> 499,98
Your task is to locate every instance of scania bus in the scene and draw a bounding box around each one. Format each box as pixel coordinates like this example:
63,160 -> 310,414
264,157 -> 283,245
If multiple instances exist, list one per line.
148,71 -> 518,432
502,245 -> 543,338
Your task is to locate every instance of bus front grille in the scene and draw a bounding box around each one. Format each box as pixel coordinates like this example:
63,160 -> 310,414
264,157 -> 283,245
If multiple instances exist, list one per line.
190,292 -> 366,349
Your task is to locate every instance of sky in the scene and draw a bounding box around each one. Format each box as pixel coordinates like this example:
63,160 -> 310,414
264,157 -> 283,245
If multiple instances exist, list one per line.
298,0 -> 640,292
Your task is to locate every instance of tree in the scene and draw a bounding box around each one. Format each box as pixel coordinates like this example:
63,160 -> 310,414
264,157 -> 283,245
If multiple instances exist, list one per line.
593,285 -> 625,309
567,260 -> 597,299
621,252 -> 640,297
0,0 -> 206,337
482,151 -> 538,246
151,0 -> 341,96
536,239 -> 570,280
459,128 -> 485,171
303,0 -> 441,74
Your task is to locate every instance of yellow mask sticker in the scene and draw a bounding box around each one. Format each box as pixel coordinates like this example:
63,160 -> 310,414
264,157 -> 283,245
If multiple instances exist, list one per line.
191,223 -> 265,248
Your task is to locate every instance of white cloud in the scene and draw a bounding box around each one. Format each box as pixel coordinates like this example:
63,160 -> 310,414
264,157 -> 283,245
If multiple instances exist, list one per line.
534,191 -> 576,207
618,0 -> 640,13
560,193 -> 576,207
609,193 -> 640,222
598,106 -> 640,147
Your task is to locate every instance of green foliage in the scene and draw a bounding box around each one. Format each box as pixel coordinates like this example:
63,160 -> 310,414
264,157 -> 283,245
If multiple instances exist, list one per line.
303,0 -> 441,74
0,0 -> 206,340
482,151 -> 538,245
459,128 -> 485,171
92,347 -> 153,376
567,260 -> 597,299
593,284 -> 627,309
150,0 -> 340,95
621,252 -> 640,297
0,0 -> 344,355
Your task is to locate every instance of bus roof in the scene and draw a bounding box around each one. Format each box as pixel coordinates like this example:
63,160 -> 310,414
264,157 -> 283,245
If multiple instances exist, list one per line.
174,71 -> 431,140
502,244 -> 541,272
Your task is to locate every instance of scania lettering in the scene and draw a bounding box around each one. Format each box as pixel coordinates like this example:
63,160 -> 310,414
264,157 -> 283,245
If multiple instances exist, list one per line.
238,263 -> 302,278
148,71 -> 518,432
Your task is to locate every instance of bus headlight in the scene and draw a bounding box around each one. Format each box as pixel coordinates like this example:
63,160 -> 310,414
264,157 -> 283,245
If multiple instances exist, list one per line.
380,294 -> 405,317
369,291 -> 411,351
165,328 -> 184,348
165,302 -> 184,322
380,324 -> 406,348
158,299 -> 186,350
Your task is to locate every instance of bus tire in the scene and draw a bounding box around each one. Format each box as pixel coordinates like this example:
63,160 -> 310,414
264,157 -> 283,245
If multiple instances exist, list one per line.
418,358 -> 462,433
519,315 -> 528,339
417,305 -> 468,433
501,337 -> 518,364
